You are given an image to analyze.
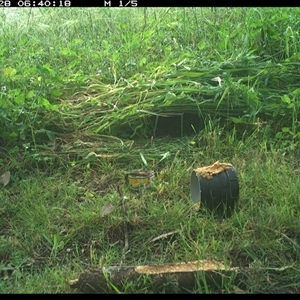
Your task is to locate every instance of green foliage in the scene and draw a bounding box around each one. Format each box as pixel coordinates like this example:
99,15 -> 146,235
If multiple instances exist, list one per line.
0,63 -> 60,145
0,7 -> 299,153
245,8 -> 300,61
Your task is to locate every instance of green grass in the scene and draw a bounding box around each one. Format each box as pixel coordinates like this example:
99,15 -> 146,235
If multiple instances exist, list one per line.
1,7 -> 299,146
0,7 -> 300,293
1,132 -> 300,293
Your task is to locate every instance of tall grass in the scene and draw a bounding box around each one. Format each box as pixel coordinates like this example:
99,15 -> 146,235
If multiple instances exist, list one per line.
0,7 -> 299,149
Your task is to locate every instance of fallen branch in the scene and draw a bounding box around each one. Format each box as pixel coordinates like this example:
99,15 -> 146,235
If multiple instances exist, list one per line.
69,260 -> 240,293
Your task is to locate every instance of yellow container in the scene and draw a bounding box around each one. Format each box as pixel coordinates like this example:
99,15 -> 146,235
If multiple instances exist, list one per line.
126,170 -> 155,190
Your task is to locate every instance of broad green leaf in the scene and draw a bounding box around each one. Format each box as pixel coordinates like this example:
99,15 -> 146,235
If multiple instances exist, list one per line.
231,117 -> 243,124
2,67 -> 17,78
43,63 -> 56,77
139,57 -> 147,66
281,95 -> 291,104
38,97 -> 51,108
282,127 -> 291,133
292,88 -> 300,96
26,90 -> 35,98
37,97 -> 58,111
46,130 -> 56,141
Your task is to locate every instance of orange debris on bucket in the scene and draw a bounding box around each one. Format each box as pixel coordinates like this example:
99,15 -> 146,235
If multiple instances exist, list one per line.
194,161 -> 233,180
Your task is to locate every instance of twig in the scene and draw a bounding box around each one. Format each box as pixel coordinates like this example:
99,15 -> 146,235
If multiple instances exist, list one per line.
150,230 -> 179,243
122,196 -> 129,254
261,265 -> 294,272
116,186 -> 129,255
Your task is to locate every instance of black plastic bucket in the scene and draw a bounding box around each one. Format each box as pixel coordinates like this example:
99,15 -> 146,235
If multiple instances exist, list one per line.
191,163 -> 239,217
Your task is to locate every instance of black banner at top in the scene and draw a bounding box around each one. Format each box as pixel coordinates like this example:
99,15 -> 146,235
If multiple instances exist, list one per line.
7,1 -> 285,7
7,0 -> 232,8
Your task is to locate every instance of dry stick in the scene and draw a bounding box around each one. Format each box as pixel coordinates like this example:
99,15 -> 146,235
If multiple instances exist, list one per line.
122,196 -> 129,255
150,230 -> 179,243
261,265 -> 293,272
116,186 -> 129,255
